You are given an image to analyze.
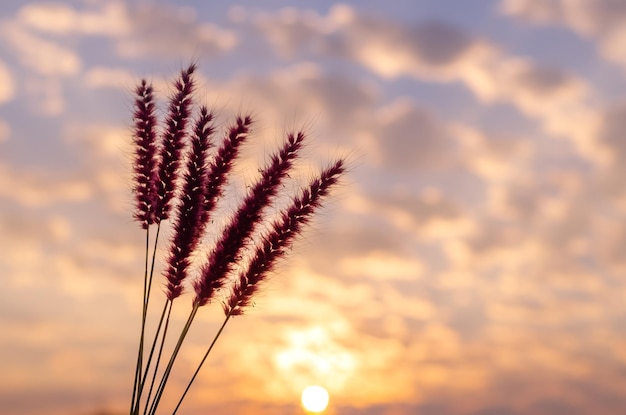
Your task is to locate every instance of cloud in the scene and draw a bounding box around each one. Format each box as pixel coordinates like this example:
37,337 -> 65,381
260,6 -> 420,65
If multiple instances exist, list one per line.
339,251 -> 424,281
0,163 -> 93,207
253,4 -> 487,81
0,21 -> 81,76
141,63 -> 376,179
114,3 -> 237,59
249,5 -> 600,163
0,202 -> 144,414
0,119 -> 10,142
453,124 -> 533,182
368,99 -> 458,171
470,57 -> 588,115
350,186 -> 474,241
194,64 -> 457,173
60,122 -> 136,215
0,60 -> 15,103
0,1 -> 231,119
500,0 -> 626,70
252,7 -> 332,58
16,1 -> 130,36
333,10 -> 483,81
9,1 -> 236,62
23,76 -> 66,116
587,103 -> 626,206
82,66 -> 136,90
595,102 -> 626,165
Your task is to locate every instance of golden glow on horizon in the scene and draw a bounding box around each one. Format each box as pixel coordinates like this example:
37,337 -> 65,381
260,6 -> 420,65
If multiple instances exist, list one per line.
274,326 -> 357,389
301,385 -> 329,413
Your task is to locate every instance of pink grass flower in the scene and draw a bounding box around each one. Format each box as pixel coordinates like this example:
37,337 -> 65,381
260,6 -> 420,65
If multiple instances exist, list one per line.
132,79 -> 159,229
164,106 -> 216,300
152,64 -> 196,223
224,159 -> 345,315
193,131 -> 306,306
198,115 -> 254,240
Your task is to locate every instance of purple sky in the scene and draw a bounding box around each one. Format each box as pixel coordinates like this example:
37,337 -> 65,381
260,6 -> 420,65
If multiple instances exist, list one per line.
1,1 -> 626,414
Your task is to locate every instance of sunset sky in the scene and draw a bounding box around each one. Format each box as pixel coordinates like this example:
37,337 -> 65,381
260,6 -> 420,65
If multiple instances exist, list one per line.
2,1 -> 626,414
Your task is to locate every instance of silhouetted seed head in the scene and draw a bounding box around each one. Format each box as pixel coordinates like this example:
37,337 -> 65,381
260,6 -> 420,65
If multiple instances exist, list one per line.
132,79 -> 159,229
224,159 -> 345,315
152,64 -> 196,224
193,131 -> 306,307
164,106 -> 216,300
199,115 -> 254,240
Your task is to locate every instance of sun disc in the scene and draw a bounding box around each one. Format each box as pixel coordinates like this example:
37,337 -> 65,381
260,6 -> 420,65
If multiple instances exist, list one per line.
301,385 -> 329,412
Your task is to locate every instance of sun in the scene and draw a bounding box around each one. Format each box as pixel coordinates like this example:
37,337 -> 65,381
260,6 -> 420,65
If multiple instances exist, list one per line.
301,385 -> 329,413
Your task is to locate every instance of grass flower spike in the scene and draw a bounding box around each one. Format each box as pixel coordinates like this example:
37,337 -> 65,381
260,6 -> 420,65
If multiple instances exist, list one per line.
225,159 -> 346,315
164,106 -> 216,300
127,65 -> 346,415
132,80 -> 159,229
152,64 -> 196,223
199,115 -> 253,235
193,131 -> 306,307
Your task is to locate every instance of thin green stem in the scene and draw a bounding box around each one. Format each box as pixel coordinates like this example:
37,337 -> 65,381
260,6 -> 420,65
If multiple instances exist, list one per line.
146,223 -> 161,310
147,302 -> 200,415
172,311 -> 233,415
141,299 -> 173,415
135,298 -> 170,413
130,226 -> 150,415
131,223 -> 162,415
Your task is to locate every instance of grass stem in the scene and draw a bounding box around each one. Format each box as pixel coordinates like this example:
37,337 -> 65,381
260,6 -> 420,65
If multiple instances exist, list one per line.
146,302 -> 199,415
131,223 -> 161,415
172,310 -> 233,415
135,298 -> 170,413
130,226 -> 150,414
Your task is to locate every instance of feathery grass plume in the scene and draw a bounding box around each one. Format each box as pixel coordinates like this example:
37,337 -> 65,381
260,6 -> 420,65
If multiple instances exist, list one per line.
193,131 -> 306,307
132,79 -> 159,229
199,115 -> 254,238
225,159 -> 345,315
165,113 -> 254,301
164,106 -> 216,300
152,64 -> 196,223
127,64 -> 348,415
